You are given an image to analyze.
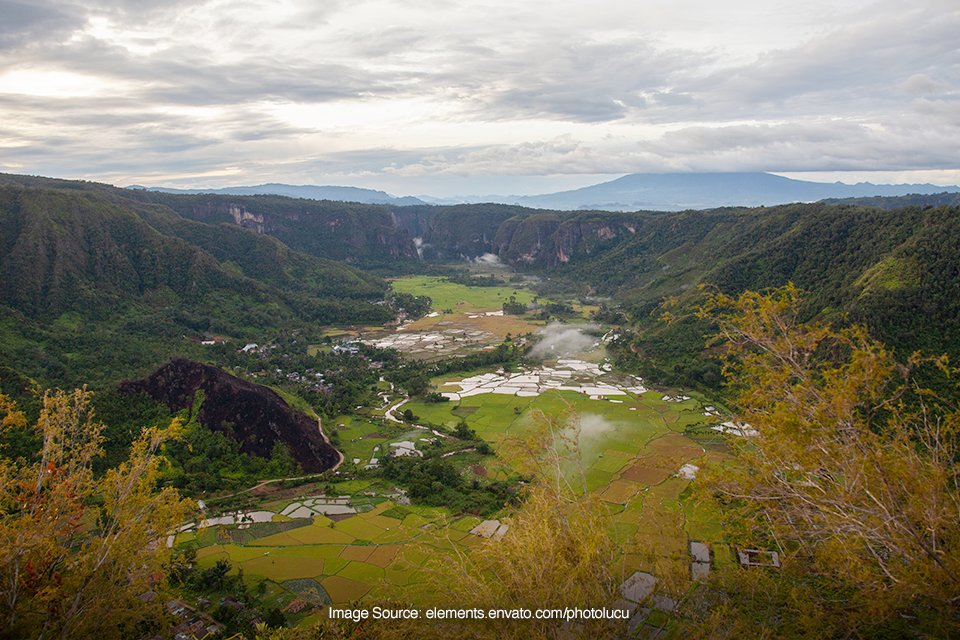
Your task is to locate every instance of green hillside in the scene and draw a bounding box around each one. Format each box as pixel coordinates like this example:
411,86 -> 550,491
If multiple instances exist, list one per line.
0,182 -> 391,389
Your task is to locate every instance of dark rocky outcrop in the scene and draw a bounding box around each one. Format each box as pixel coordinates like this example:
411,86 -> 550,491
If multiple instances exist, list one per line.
121,358 -> 339,473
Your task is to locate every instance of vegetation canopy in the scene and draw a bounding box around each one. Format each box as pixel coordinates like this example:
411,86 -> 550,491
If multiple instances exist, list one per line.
0,388 -> 191,640
689,284 -> 960,636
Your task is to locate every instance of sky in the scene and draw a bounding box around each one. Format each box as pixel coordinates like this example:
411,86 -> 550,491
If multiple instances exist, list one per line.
1,0 -> 958,197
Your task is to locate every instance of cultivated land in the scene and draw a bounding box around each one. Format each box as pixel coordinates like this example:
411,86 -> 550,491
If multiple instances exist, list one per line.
175,276 -> 739,633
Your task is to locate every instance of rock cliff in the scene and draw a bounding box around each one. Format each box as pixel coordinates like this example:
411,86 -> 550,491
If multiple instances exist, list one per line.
121,358 -> 340,474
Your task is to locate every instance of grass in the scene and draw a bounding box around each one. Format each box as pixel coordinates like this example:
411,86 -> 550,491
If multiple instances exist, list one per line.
337,561 -> 385,584
390,276 -> 536,312
273,544 -> 346,559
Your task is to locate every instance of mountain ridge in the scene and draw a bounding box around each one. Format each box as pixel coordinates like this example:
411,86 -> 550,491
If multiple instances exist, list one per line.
127,183 -> 427,206
510,172 -> 960,211
129,172 -> 960,212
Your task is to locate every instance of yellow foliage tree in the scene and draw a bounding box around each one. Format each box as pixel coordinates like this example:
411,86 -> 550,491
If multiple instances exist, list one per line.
689,285 -> 960,635
0,388 -> 192,640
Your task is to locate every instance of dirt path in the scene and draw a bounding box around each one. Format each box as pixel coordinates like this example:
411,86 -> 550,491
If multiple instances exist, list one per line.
318,416 -> 344,472
385,397 -> 409,423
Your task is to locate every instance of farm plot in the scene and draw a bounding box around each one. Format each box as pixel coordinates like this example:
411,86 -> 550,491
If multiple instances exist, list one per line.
178,283 -> 740,626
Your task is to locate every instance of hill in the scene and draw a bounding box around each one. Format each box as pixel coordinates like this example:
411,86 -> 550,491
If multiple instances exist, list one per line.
482,202 -> 960,388
120,358 -> 340,474
0,178 -> 392,389
821,191 -> 960,209
123,191 -> 422,269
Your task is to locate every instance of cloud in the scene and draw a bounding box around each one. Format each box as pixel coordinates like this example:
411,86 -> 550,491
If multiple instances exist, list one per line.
899,74 -> 950,96
0,1 -> 84,49
473,253 -> 504,268
1,0 -> 958,190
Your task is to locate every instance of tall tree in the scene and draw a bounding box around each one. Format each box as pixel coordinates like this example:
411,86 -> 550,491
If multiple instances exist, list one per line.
690,284 -> 960,636
0,388 -> 192,640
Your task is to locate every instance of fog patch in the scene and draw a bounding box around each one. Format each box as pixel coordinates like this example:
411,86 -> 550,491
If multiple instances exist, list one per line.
529,323 -> 601,360
413,237 -> 426,257
473,252 -> 504,268
563,413 -> 618,463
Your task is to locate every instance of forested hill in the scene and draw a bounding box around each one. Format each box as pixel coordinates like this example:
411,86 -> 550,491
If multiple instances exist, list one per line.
523,202 -> 960,389
123,190 -> 422,269
0,180 -> 392,389
821,192 -> 960,209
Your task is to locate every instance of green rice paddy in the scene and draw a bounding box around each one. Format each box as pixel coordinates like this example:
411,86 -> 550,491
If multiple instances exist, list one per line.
176,276 -> 738,627
390,276 -> 536,311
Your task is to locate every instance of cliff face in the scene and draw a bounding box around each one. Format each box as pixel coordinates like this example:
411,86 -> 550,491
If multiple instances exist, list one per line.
413,204 -> 530,260
127,193 -> 420,265
121,358 -> 340,473
492,212 -> 640,266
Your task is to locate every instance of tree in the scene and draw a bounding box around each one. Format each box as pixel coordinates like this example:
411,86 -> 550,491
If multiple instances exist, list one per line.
0,388 -> 192,640
689,284 -> 960,636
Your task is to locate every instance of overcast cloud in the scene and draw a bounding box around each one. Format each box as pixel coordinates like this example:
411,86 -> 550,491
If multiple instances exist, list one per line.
0,0 -> 957,195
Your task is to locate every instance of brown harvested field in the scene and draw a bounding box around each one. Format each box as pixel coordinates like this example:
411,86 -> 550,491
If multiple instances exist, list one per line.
327,513 -> 354,523
360,433 -> 385,439
340,545 -> 376,562
620,465 -> 673,486
366,545 -> 402,568
471,465 -> 488,477
703,450 -> 734,463
321,576 -> 373,603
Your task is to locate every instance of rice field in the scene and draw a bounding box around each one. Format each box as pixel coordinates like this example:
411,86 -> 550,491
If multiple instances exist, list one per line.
176,276 -> 739,628
390,276 -> 536,312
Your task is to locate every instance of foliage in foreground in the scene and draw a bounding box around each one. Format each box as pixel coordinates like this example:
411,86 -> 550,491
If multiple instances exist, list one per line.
0,389 -> 191,640
685,285 -> 960,638
255,410 -> 629,640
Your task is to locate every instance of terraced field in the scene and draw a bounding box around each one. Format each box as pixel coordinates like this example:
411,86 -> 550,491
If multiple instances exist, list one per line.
177,276 -> 740,633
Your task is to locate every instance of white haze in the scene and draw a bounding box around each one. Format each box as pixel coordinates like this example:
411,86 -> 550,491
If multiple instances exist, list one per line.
561,413 -> 620,469
473,253 -> 505,268
528,323 -> 600,360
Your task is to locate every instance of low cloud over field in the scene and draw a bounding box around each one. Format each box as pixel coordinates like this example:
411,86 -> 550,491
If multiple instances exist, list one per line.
528,323 -> 600,360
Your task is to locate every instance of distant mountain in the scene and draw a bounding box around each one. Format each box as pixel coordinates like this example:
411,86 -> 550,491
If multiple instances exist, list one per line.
508,172 -> 960,211
128,183 -> 427,206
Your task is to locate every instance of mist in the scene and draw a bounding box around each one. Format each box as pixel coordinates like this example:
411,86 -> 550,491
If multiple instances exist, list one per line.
473,252 -> 505,268
528,323 -> 601,360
